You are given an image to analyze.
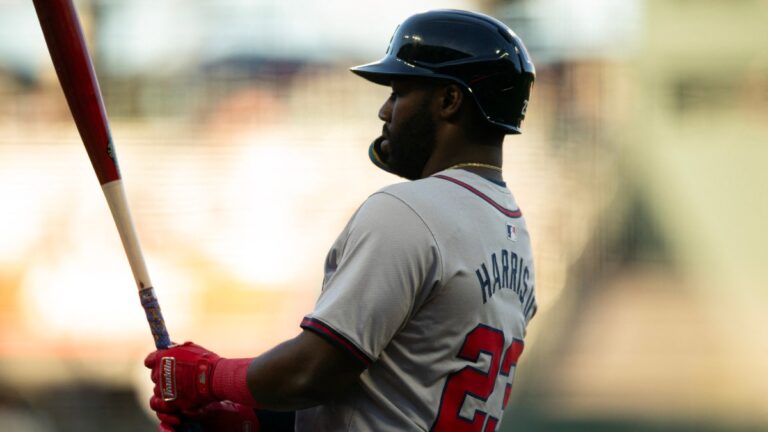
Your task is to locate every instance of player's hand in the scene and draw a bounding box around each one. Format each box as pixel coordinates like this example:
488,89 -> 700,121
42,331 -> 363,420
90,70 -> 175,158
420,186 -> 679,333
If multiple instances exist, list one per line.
189,400 -> 260,431
150,396 -> 260,432
156,411 -> 180,432
145,341 -> 223,412
148,395 -> 184,431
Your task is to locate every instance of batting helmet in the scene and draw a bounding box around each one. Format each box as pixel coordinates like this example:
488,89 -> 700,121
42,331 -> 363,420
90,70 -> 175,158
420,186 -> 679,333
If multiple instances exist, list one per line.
351,9 -> 535,134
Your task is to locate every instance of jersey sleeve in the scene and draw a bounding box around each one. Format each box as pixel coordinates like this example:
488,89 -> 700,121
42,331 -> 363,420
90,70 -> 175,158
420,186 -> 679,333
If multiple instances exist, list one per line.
301,191 -> 442,367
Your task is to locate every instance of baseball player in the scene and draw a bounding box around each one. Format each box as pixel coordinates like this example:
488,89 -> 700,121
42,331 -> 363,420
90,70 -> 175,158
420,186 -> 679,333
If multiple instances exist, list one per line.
145,9 -> 537,432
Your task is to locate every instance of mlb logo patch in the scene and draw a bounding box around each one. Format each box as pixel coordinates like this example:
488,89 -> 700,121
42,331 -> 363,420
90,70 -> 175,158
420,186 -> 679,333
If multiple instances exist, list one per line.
507,223 -> 518,241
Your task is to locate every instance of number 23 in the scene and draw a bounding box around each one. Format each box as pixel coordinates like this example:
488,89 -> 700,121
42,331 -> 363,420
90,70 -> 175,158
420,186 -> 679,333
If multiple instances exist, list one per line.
431,325 -> 525,432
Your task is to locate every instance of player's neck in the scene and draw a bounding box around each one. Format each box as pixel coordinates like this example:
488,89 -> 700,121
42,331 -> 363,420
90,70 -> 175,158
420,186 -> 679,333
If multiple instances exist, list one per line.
422,143 -> 503,182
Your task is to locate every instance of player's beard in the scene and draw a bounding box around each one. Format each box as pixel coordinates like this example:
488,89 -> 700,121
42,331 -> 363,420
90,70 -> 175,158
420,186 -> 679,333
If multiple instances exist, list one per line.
384,102 -> 437,180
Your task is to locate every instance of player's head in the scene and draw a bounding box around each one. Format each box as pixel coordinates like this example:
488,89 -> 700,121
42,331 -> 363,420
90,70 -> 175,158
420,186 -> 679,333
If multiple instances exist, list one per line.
351,9 -> 535,179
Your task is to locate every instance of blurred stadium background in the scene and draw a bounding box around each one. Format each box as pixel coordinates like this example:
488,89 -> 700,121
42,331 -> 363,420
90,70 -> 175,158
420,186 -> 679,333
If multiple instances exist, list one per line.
0,0 -> 766,430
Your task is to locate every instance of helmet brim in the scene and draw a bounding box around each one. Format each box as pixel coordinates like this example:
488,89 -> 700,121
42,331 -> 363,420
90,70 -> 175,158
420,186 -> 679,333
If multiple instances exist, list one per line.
350,57 -> 440,86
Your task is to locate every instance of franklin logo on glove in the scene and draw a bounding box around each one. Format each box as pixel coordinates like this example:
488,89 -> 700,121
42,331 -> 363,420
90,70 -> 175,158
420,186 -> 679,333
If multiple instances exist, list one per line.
161,357 -> 177,401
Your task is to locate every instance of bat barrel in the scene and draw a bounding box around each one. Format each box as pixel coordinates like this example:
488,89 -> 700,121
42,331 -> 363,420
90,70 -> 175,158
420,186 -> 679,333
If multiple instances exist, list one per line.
32,0 -> 121,185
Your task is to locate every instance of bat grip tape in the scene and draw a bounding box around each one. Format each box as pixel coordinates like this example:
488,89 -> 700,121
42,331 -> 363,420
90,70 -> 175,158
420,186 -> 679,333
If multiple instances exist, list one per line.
139,288 -> 204,431
138,287 -> 172,350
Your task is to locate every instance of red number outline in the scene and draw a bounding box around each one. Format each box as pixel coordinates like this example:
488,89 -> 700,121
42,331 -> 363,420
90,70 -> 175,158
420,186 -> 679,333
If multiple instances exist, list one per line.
500,339 -> 524,410
431,325 -> 525,432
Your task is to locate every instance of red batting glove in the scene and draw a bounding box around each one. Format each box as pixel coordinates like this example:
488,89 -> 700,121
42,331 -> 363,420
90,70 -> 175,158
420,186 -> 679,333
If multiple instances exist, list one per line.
145,342 -> 222,412
145,341 -> 259,421
190,400 -> 260,431
157,414 -> 179,432
149,395 -> 184,431
150,398 -> 260,432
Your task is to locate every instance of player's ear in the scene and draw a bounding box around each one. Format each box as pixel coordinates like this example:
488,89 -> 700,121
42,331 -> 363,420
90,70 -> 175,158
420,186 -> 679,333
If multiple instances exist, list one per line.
435,83 -> 465,121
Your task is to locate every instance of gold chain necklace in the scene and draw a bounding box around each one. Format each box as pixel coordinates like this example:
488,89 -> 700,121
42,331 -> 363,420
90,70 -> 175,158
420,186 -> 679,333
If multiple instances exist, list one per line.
446,162 -> 503,172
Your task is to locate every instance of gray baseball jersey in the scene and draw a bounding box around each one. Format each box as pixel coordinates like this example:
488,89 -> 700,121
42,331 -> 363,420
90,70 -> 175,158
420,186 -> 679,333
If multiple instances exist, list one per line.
297,168 -> 537,432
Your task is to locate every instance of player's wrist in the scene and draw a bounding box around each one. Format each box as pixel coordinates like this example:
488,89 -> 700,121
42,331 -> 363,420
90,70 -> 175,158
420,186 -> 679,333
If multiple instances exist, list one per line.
211,357 -> 261,408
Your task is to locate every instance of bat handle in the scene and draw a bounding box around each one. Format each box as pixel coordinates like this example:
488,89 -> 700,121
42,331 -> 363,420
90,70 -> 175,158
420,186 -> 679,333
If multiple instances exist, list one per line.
139,287 -> 172,350
140,288 -> 203,431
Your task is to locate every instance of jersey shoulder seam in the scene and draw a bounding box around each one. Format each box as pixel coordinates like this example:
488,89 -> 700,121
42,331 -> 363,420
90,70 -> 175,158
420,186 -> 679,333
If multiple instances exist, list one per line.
372,191 -> 445,282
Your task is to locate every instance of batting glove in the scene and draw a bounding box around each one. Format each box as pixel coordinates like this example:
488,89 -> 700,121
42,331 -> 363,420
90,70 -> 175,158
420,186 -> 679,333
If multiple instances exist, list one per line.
145,342 -> 222,412
150,398 -> 260,432
145,342 -> 259,415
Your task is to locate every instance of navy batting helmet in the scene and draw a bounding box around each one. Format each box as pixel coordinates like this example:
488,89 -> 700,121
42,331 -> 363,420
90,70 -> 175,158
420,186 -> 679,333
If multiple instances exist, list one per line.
351,9 -> 535,134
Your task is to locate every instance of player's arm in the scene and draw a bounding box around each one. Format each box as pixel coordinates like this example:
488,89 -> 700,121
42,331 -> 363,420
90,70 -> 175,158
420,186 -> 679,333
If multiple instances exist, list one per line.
245,329 -> 366,410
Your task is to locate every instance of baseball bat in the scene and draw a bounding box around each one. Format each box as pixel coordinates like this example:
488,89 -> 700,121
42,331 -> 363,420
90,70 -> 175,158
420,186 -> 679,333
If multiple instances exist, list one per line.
32,0 -> 172,350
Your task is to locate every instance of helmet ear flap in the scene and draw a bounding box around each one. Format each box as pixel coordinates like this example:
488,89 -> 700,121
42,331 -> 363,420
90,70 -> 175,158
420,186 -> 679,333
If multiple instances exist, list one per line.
473,67 -> 533,133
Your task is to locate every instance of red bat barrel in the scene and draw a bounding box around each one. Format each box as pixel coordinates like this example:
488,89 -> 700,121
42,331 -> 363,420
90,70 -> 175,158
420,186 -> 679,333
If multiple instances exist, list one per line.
32,0 -> 120,185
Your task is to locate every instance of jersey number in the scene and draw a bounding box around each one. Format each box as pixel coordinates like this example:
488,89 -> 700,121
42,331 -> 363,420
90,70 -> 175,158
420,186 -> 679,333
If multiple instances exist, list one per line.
431,325 -> 524,432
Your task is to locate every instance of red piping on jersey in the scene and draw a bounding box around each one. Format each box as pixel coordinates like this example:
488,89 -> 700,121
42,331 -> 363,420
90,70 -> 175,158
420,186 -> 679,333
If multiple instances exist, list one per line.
433,175 -> 522,218
301,317 -> 373,367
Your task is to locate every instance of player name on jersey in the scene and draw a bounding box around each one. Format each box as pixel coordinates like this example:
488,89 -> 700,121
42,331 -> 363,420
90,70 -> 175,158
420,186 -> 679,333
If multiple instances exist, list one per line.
475,249 -> 536,317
